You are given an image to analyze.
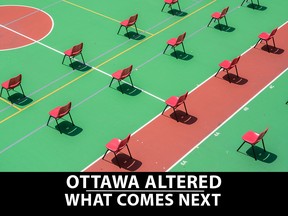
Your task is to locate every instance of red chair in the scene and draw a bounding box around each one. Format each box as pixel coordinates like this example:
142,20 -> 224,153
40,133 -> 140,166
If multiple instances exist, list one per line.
117,14 -> 139,39
162,91 -> 188,122
237,128 -> 268,160
241,0 -> 260,9
102,134 -> 133,168
163,32 -> 186,59
207,6 -> 229,30
109,65 -> 134,94
254,27 -> 278,53
62,42 -> 85,70
161,0 -> 181,15
0,74 -> 25,102
47,102 -> 74,134
215,56 -> 241,83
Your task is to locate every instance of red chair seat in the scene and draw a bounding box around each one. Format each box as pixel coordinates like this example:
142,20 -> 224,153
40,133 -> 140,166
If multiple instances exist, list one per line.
218,60 -> 231,69
242,131 -> 260,144
258,32 -> 270,40
105,138 -> 122,153
102,134 -> 133,168
167,38 -> 177,46
162,91 -> 188,122
211,12 -> 221,19
165,96 -> 180,107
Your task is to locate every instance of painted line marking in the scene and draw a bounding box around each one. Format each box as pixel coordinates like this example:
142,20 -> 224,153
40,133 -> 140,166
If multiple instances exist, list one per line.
0,0 -> 215,124
63,0 -> 153,36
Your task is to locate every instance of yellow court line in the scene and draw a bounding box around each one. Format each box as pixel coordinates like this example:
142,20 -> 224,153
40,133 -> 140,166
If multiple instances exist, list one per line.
0,0 -> 216,124
63,0 -> 154,36
96,0 -> 216,68
0,97 -> 22,111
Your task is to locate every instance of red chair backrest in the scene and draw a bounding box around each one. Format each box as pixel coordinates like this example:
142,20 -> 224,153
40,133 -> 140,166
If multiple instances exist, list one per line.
8,74 -> 22,88
220,6 -> 229,17
117,134 -> 131,152
120,65 -> 133,79
176,32 -> 186,45
257,128 -> 269,142
71,42 -> 83,56
230,56 -> 241,67
58,102 -> 72,118
176,91 -> 188,106
128,14 -> 138,25
269,27 -> 278,38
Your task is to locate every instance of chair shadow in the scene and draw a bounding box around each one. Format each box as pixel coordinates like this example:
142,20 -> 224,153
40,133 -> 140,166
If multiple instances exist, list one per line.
260,45 -> 284,54
241,146 -> 277,163
69,62 -> 92,72
167,9 -> 188,17
124,32 -> 145,40
168,110 -> 198,125
113,83 -> 142,96
214,24 -> 235,32
222,74 -> 248,85
246,4 -> 267,11
105,153 -> 142,171
53,121 -> 83,136
7,93 -> 33,106
170,51 -> 193,60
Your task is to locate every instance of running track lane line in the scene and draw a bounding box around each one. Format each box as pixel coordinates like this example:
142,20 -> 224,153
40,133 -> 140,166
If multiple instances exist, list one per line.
84,21 -> 288,172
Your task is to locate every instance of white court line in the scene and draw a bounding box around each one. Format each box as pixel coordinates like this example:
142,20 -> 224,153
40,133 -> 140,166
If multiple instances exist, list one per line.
82,19 -> 288,171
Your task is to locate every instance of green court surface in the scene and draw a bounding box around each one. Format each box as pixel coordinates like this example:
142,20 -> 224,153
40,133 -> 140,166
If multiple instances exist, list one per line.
0,0 -> 287,171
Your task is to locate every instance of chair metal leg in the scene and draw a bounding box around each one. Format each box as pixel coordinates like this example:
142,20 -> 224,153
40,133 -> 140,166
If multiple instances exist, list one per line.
68,112 -> 74,126
173,107 -> 179,122
183,102 -> 188,115
69,57 -> 74,69
251,146 -> 257,160
117,25 -> 123,34
226,70 -> 231,83
215,68 -> 222,77
265,41 -> 270,52
235,65 -> 239,77
126,145 -> 133,159
19,84 -> 25,97
173,47 -> 178,59
118,80 -> 123,93
109,77 -> 115,87
224,16 -> 228,26
162,105 -> 169,114
102,149 -> 109,159
62,55 -> 67,64
0,87 -> 3,97
181,43 -> 186,54
55,118 -> 62,134
163,44 -> 170,54
125,27 -> 130,39
161,3 -> 167,11
113,153 -> 121,168
217,19 -> 221,30
262,139 -> 266,152
128,75 -> 134,87
177,2 -> 181,11
272,38 -> 276,47
254,39 -> 261,48
237,141 -> 246,152
207,18 -> 214,27
80,53 -> 85,64
134,23 -> 139,35
47,116 -> 52,126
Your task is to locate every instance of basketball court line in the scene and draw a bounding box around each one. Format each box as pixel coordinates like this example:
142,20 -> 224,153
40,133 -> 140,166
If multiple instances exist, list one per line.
167,66 -> 288,171
63,0 -> 154,36
0,0 -> 216,124
83,19 -> 288,172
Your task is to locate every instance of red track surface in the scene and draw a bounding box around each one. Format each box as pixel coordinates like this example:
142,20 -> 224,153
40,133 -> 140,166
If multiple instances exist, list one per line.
86,23 -> 288,172
0,6 -> 53,50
